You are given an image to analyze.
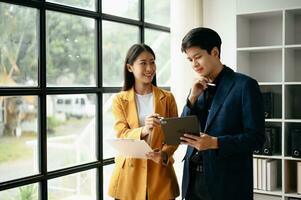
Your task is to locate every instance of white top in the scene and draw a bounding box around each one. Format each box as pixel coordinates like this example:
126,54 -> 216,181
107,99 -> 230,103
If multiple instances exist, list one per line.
135,92 -> 154,144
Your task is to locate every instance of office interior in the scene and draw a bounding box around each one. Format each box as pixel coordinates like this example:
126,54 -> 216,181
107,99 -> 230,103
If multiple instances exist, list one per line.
0,0 -> 301,199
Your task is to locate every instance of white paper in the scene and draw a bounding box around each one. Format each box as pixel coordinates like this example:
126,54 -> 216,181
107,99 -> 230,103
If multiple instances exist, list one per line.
107,138 -> 153,159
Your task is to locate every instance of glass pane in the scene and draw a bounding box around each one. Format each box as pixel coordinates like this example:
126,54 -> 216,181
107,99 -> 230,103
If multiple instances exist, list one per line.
102,0 -> 139,20
145,29 -> 170,86
0,3 -> 38,87
48,169 -> 96,200
103,164 -> 114,200
0,183 -> 39,200
47,94 -> 96,171
47,0 -> 96,11
103,93 -> 117,159
102,21 -> 139,86
46,11 -> 96,87
145,0 -> 170,26
0,96 -> 38,182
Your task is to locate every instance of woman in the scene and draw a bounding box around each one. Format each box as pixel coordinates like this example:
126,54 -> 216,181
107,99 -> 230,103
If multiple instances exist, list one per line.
108,44 -> 179,200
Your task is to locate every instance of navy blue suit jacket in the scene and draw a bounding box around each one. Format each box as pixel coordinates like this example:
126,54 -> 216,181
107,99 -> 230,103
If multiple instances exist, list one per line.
181,66 -> 265,200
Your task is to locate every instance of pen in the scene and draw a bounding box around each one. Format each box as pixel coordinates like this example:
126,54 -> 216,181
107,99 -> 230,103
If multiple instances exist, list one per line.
207,83 -> 216,87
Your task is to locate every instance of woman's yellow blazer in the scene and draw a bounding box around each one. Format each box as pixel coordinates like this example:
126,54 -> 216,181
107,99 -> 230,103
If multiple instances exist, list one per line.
108,86 -> 180,200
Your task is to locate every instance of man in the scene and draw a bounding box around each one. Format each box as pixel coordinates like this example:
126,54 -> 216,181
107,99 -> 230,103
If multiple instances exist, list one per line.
180,27 -> 265,200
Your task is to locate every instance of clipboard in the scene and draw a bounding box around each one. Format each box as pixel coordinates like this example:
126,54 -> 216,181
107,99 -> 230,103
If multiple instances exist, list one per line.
107,138 -> 153,159
160,115 -> 200,145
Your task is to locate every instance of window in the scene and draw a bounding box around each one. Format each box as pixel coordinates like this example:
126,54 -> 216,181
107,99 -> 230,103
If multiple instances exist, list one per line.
102,21 -> 139,86
0,0 -> 170,199
46,11 -> 96,87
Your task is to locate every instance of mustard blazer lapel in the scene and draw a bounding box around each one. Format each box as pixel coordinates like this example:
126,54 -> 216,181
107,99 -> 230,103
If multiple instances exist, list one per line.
153,86 -> 167,117
121,87 -> 140,128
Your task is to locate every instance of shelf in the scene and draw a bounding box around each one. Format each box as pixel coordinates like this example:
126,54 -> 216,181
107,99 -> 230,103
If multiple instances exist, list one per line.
284,161 -> 300,194
284,122 -> 301,157
284,157 -> 301,161
285,48 -> 301,82
260,85 -> 282,119
254,193 -> 282,200
285,82 -> 301,85
259,82 -> 283,86
253,155 -> 282,159
254,189 -> 283,196
284,192 -> 301,198
285,85 -> 301,119
237,46 -> 282,51
237,11 -> 282,48
265,119 -> 282,122
285,44 -> 301,49
284,120 -> 301,123
285,9 -> 301,45
237,50 -> 282,82
237,7 -> 301,200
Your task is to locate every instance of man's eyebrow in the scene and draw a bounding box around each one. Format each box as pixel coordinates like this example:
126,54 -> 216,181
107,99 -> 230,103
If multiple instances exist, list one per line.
187,52 -> 202,59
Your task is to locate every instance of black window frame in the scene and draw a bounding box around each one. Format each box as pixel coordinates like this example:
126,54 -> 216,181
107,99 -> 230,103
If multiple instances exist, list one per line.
0,0 -> 170,199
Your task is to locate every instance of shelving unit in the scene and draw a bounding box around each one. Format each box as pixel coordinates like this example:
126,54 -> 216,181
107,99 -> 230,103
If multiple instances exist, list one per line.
237,8 -> 301,200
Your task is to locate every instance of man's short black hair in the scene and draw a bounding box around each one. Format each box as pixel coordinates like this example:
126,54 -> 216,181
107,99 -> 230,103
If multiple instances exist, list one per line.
181,27 -> 222,57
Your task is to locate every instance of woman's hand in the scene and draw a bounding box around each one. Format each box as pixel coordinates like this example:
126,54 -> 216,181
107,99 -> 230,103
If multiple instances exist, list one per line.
141,113 -> 161,138
146,149 -> 168,165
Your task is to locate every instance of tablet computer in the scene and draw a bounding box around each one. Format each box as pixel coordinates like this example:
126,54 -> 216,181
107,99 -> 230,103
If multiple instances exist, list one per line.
160,115 -> 200,145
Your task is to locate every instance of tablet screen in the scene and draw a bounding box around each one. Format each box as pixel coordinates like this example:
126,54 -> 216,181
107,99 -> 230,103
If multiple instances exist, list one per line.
160,115 -> 200,145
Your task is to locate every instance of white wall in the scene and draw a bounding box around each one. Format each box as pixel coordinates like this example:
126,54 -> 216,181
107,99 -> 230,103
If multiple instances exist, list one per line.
170,0 -> 237,113
170,1 -> 203,198
203,0 -> 237,70
170,0 -> 203,111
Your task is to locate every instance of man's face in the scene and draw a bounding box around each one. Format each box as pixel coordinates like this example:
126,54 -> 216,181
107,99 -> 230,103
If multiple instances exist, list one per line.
185,46 -> 219,79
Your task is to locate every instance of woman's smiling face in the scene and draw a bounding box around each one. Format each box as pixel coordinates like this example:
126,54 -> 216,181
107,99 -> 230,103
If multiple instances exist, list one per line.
127,51 -> 156,85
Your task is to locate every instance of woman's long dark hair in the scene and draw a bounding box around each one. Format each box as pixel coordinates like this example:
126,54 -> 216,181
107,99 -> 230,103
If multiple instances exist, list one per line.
122,44 -> 157,91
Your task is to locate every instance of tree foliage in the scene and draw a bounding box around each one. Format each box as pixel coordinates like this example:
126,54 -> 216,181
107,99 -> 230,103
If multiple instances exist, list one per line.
46,11 -> 95,86
0,3 -> 37,86
0,1 -> 170,87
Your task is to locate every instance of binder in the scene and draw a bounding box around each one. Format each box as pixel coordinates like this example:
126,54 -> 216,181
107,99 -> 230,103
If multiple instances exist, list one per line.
262,126 -> 280,156
253,158 -> 258,189
291,128 -> 301,158
253,149 -> 262,155
258,159 -> 262,190
266,159 -> 277,191
262,92 -> 274,118
297,161 -> 301,194
262,159 -> 267,191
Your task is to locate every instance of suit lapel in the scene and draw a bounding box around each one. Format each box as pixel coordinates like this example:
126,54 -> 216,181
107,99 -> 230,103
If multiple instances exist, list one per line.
205,67 -> 235,131
186,146 -> 195,158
